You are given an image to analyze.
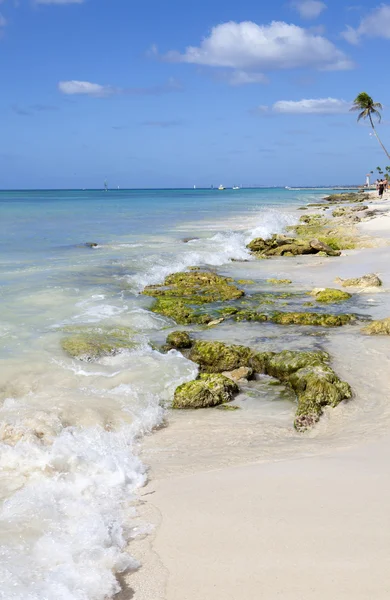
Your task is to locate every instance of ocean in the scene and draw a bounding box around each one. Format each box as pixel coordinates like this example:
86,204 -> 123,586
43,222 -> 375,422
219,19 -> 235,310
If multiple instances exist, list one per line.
0,187 -> 338,599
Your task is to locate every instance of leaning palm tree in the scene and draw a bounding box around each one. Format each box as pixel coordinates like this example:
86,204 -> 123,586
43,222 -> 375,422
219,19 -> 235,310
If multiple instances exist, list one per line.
351,92 -> 390,160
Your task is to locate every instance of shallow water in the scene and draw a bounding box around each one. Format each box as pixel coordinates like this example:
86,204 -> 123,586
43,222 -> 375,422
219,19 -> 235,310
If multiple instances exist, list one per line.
1,187 -> 385,599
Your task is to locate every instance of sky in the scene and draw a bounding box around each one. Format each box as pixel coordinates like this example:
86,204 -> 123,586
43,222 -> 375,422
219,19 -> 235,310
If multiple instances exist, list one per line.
1,0 -> 390,188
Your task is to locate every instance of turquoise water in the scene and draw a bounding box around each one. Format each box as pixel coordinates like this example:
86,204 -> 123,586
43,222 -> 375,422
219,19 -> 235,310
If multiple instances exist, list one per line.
0,187 -> 330,599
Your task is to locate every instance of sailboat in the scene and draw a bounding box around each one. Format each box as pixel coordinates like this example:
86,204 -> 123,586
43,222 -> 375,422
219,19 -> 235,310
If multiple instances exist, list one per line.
218,184 -> 225,190
104,180 -> 108,192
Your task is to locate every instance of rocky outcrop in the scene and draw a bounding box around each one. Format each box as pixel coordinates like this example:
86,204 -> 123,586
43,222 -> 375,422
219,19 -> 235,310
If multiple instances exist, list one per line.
61,327 -> 136,361
143,270 -> 244,325
324,192 -> 370,204
267,278 -> 292,285
335,274 -> 382,288
247,235 -> 340,258
173,374 -> 239,409
165,331 -> 193,350
362,317 -> 390,335
310,288 -> 352,303
189,341 -> 253,373
177,343 -> 352,430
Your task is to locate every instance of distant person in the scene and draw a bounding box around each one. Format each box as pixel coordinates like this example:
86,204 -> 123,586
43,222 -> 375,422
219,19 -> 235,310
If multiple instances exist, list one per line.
378,178 -> 385,198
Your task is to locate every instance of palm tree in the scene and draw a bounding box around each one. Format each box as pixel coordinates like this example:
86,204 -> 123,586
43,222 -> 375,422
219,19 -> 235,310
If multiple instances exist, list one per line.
351,92 -> 390,160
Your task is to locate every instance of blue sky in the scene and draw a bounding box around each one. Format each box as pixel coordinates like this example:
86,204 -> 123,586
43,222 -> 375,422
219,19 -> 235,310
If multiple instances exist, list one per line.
1,0 -> 390,188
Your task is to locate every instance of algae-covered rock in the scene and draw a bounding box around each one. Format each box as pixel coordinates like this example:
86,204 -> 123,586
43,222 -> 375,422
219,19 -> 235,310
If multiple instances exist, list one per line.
336,273 -> 382,288
61,327 -> 136,361
173,374 -> 239,409
165,331 -> 193,350
270,312 -> 354,327
291,364 -> 352,431
184,343 -> 352,429
311,288 -> 352,303
264,350 -> 351,431
189,341 -> 253,373
309,239 -> 341,256
143,271 -> 244,303
267,278 -> 292,285
150,297 -> 213,325
324,192 -> 369,203
247,234 -> 340,258
143,270 -> 244,325
362,317 -> 390,335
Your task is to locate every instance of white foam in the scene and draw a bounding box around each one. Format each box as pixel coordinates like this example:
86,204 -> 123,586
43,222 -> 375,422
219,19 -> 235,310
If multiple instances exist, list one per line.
127,208 -> 296,291
0,347 -> 197,600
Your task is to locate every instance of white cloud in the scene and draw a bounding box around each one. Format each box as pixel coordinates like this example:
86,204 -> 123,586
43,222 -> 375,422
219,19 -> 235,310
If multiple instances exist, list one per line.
226,70 -> 268,85
163,21 -> 352,72
58,80 -> 115,97
57,78 -> 182,97
291,1 -> 327,19
273,98 -> 351,114
0,13 -> 6,27
36,0 -> 84,4
342,4 -> 390,44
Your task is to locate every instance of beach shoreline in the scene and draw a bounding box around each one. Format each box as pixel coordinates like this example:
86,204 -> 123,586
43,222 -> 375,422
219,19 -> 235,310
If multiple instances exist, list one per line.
128,189 -> 390,599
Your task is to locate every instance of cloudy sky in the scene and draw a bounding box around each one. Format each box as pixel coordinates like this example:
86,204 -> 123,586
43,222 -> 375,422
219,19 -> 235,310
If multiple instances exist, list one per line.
1,0 -> 390,188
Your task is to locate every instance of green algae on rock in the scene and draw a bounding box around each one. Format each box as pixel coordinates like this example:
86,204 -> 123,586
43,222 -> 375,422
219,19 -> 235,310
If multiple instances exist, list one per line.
165,331 -> 193,350
173,373 -> 239,409
183,343 -> 352,430
271,311 -> 354,327
335,273 -> 382,288
247,234 -> 341,258
143,270 -> 244,325
267,278 -> 293,285
311,288 -> 352,304
143,271 -> 244,303
61,327 -> 136,361
189,341 -> 254,373
362,317 -> 390,335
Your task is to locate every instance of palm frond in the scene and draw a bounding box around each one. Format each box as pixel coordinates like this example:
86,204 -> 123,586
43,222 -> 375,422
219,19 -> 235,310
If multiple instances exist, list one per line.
371,109 -> 382,123
357,109 -> 371,122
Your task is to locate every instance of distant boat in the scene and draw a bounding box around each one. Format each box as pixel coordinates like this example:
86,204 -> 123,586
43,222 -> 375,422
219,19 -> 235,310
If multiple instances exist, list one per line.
232,186 -> 240,190
194,185 -> 196,189
218,184 -> 225,190
104,180 -> 108,192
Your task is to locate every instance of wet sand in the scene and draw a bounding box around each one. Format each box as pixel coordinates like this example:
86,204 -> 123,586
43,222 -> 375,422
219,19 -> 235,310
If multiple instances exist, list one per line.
130,192 -> 390,599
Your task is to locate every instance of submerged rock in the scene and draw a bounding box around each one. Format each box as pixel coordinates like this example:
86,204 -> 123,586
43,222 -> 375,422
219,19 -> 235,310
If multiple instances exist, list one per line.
362,317 -> 390,335
270,312 -> 355,327
335,273 -> 382,288
189,341 -> 253,373
61,327 -> 136,361
267,278 -> 293,285
84,242 -> 99,248
142,270 -> 244,325
165,331 -> 193,350
173,374 -> 239,409
311,288 -> 352,303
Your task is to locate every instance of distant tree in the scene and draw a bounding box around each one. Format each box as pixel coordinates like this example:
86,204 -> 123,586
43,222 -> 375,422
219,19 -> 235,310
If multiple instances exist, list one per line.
351,92 -> 390,160
377,166 -> 383,176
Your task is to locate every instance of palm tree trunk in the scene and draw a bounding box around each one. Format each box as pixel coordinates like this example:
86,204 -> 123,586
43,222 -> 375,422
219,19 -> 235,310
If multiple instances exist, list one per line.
369,114 -> 390,160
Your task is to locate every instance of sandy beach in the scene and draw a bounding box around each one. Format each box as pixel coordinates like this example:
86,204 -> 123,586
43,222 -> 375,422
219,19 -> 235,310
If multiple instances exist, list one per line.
129,190 -> 390,599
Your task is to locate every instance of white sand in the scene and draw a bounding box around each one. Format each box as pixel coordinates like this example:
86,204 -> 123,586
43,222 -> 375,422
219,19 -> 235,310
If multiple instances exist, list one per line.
130,193 -> 390,600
